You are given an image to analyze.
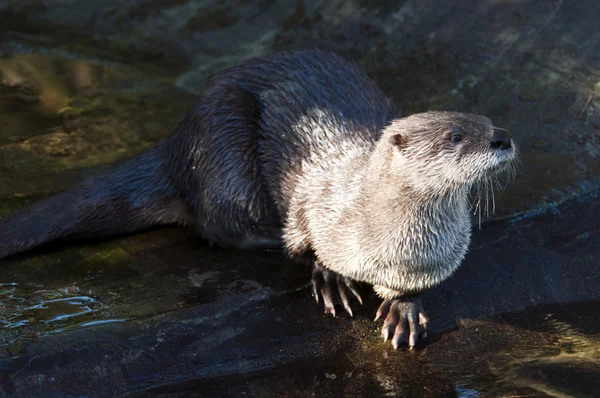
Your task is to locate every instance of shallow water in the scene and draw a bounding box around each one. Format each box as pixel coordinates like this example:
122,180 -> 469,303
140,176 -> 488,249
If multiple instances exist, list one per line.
0,47 -> 199,346
0,50 -> 195,216
0,228 -> 307,347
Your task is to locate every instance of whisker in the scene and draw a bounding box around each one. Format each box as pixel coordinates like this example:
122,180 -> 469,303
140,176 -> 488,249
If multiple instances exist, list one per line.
485,181 -> 489,218
467,151 -> 520,227
478,194 -> 482,228
489,179 -> 493,216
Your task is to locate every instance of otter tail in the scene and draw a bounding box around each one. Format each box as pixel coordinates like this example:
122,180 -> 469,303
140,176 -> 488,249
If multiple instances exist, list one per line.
0,144 -> 191,261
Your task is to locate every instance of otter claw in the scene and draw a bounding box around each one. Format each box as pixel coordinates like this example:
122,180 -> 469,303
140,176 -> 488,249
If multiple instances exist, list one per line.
338,283 -> 353,317
344,279 -> 363,306
311,262 -> 363,317
376,297 -> 428,349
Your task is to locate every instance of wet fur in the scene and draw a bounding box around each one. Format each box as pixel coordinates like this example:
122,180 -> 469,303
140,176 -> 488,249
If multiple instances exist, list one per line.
0,50 -> 515,301
287,112 -> 516,299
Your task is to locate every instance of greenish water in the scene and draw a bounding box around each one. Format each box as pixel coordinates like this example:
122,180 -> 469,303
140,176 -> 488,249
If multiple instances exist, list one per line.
0,44 -> 201,348
0,50 -> 196,212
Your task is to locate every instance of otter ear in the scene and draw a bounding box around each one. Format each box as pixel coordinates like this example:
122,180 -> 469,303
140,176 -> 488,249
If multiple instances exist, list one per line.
390,134 -> 407,150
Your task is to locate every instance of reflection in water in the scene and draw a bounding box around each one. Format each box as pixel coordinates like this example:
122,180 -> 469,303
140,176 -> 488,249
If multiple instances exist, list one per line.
0,51 -> 195,209
20,295 -> 102,323
486,306 -> 600,398
0,281 -> 128,344
454,383 -> 481,398
49,318 -> 127,334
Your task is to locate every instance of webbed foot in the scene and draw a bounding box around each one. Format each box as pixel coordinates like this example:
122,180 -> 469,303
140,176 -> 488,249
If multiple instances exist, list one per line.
311,261 -> 363,317
375,297 -> 429,349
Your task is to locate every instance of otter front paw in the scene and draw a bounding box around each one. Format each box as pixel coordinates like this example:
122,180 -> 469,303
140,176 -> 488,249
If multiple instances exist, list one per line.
375,297 -> 429,350
311,262 -> 363,317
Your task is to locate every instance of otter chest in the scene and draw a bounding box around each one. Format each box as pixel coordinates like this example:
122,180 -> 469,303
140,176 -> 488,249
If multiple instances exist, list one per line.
406,215 -> 470,268
370,209 -> 472,294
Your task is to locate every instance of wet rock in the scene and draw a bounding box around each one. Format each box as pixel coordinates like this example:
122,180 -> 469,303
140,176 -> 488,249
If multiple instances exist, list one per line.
0,1 -> 599,396
0,189 -> 598,396
188,269 -> 220,289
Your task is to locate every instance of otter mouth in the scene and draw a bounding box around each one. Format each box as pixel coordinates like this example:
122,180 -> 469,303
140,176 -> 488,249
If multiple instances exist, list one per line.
470,131 -> 519,225
490,142 -> 516,169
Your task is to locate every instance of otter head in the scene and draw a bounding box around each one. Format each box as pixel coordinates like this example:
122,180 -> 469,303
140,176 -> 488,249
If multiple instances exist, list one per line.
382,111 -> 517,195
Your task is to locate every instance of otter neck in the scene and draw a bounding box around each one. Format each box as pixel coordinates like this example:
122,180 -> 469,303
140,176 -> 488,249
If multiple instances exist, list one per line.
357,144 -> 471,240
359,175 -> 469,232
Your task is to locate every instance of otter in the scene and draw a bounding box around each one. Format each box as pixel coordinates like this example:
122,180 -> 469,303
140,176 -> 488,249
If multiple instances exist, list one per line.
0,49 -> 517,348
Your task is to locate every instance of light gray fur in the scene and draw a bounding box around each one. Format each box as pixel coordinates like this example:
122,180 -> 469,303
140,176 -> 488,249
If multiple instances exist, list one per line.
285,111 -> 517,300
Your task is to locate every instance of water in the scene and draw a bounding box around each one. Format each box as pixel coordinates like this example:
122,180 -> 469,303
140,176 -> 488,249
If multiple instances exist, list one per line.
0,46 -> 202,346
0,49 -> 196,212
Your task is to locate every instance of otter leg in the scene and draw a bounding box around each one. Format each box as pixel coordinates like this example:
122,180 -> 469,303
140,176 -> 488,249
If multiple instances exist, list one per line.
311,260 -> 363,317
374,293 -> 429,350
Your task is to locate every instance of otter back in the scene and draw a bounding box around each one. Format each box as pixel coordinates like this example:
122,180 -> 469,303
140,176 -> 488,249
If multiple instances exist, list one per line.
0,50 -> 396,259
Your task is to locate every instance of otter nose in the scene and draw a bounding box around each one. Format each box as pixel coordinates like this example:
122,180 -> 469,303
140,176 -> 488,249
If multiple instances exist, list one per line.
490,128 -> 512,150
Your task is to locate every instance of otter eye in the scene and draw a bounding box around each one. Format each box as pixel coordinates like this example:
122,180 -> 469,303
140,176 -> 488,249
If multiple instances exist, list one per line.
450,133 -> 463,143
445,128 -> 464,144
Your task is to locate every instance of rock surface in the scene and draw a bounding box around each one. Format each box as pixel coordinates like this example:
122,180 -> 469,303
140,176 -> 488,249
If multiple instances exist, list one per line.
0,1 -> 599,397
